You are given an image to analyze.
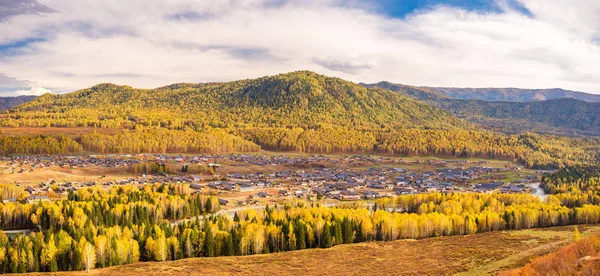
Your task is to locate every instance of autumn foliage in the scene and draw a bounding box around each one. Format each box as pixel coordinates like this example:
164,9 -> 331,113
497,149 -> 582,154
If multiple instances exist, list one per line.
500,233 -> 600,276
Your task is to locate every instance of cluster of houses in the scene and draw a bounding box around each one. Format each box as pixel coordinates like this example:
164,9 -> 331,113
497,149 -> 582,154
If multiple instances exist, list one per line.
0,155 -> 140,173
1,153 -> 395,174
202,165 -> 540,201
2,154 -> 544,204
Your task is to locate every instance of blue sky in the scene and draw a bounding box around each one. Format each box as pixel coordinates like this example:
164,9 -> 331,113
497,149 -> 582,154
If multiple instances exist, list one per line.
0,0 -> 599,95
374,0 -> 518,17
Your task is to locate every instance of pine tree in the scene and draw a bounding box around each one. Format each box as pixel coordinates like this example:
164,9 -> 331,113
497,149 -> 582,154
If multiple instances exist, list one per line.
342,217 -> 353,244
205,198 -> 213,214
333,221 -> 343,245
295,222 -> 306,250
203,223 -> 216,257
226,235 -> 234,256
322,223 -> 333,248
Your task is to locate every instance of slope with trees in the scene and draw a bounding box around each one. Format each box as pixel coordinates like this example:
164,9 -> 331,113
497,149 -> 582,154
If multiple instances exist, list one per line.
3,186 -> 600,273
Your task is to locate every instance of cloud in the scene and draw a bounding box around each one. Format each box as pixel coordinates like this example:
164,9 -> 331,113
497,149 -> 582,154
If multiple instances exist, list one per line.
13,86 -> 52,96
313,57 -> 373,74
0,0 -> 599,95
0,74 -> 30,88
0,0 -> 54,22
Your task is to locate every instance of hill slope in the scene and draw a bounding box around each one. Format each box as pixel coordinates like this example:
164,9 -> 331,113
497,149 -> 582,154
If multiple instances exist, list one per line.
1,72 -> 598,168
428,87 -> 600,102
43,226 -> 597,276
8,71 -> 464,131
365,82 -> 600,136
0,95 -> 36,111
441,98 -> 600,136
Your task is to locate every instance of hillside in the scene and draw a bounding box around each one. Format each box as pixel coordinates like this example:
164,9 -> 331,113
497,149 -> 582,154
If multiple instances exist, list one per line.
1,71 -> 599,168
361,81 -> 448,102
429,87 -> 600,102
7,71 -> 463,131
33,226 -> 600,276
365,82 -> 600,136
0,95 -> 36,111
441,98 -> 600,136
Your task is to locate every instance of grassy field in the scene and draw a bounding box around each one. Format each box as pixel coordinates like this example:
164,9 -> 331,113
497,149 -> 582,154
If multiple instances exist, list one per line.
32,225 -> 600,276
0,166 -> 131,184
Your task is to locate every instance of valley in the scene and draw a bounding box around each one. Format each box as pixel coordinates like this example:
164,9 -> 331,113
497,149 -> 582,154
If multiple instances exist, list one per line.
0,72 -> 599,275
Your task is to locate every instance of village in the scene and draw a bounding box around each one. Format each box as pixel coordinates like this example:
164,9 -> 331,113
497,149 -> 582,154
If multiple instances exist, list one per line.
0,153 -> 547,206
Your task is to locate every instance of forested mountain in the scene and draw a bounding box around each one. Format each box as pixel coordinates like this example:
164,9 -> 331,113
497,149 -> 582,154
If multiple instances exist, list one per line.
365,82 -> 600,136
429,87 -> 600,102
0,95 -> 36,111
1,71 -> 600,168
7,71 -> 463,130
361,82 -> 448,102
441,98 -> 600,136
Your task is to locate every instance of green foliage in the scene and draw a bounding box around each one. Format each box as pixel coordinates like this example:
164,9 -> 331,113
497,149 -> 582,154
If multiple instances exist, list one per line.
0,71 -> 599,169
1,71 -> 463,130
3,189 -> 600,273
440,98 -> 600,136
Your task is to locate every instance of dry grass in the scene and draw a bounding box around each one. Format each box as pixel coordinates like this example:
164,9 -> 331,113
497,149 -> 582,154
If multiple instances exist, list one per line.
0,166 -> 131,184
26,225 -> 598,276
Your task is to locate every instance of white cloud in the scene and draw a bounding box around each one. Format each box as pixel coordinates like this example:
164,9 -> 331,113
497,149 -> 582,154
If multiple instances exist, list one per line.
14,86 -> 52,96
0,0 -> 599,94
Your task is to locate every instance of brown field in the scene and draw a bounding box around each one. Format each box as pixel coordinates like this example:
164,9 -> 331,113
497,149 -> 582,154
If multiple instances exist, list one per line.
27,225 -> 600,276
0,166 -> 131,184
0,127 -> 123,136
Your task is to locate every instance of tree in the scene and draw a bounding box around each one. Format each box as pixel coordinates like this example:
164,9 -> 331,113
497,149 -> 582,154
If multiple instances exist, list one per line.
322,223 -> 333,248
81,241 -> 96,272
203,223 -> 216,257
573,226 -> 581,241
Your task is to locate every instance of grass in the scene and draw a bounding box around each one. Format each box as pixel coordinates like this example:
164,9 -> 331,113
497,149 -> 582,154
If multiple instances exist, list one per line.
36,225 -> 599,276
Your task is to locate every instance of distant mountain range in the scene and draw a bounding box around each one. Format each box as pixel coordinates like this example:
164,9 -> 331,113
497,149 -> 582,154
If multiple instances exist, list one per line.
427,87 -> 600,102
364,82 -> 600,136
3,76 -> 600,137
0,95 -> 37,111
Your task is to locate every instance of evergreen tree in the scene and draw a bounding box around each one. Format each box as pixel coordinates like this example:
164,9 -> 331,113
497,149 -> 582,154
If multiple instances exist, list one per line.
322,223 -> 333,248
202,223 -> 216,257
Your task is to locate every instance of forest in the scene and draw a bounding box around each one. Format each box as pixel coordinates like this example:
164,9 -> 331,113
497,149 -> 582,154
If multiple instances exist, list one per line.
1,127 -> 599,169
2,184 -> 600,273
366,81 -> 600,136
1,71 -> 600,170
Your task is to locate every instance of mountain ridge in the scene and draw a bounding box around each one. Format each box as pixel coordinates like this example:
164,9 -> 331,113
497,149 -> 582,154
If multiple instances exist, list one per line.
10,71 -> 466,131
1,71 -> 598,169
0,95 -> 37,111
427,87 -> 600,102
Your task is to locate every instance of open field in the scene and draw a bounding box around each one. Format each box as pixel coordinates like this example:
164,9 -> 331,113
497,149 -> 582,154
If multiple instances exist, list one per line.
0,166 -> 131,183
28,225 -> 600,276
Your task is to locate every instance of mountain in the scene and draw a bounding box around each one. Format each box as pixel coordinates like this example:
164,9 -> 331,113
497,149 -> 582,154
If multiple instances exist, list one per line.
361,81 -> 448,101
1,71 -> 597,169
428,87 -> 600,102
9,71 -> 465,131
0,95 -> 37,111
365,82 -> 600,136
440,98 -> 600,136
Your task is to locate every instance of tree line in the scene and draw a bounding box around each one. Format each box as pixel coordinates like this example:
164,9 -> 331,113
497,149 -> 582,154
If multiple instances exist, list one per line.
3,186 -> 600,273
2,127 -> 598,170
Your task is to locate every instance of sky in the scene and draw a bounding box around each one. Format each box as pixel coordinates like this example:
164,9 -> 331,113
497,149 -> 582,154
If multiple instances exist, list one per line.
1,0 -> 600,96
